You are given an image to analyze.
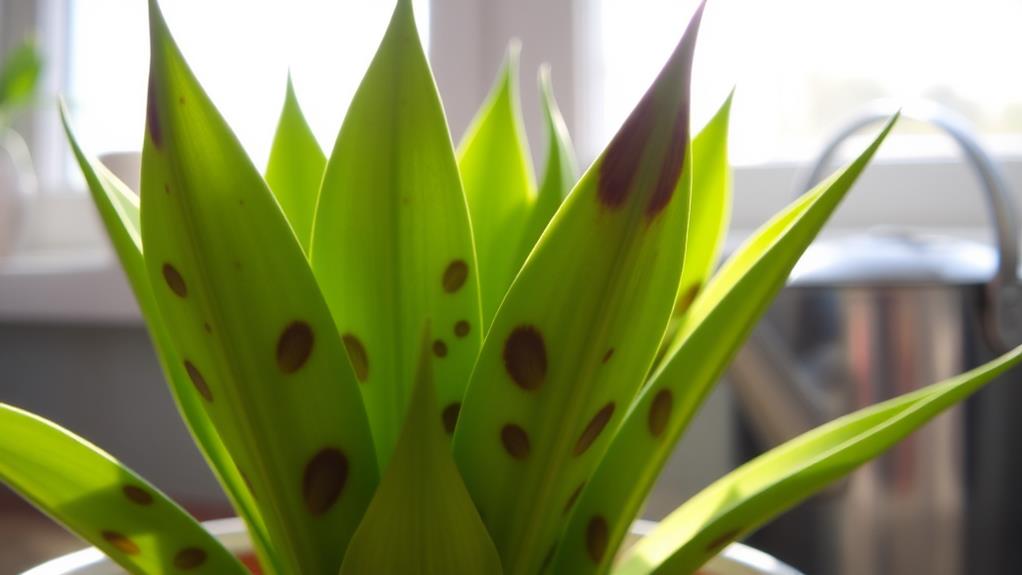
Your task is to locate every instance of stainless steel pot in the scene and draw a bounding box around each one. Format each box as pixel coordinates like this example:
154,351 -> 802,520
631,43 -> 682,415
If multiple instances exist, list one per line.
728,102 -> 1022,574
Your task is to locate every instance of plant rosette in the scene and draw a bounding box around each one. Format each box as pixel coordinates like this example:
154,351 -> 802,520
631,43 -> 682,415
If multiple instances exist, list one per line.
4,0 -> 1020,574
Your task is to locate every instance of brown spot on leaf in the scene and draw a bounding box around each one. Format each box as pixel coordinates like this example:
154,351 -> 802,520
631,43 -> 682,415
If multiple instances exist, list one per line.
442,402 -> 461,434
241,471 -> 254,494
597,0 -> 700,217
342,333 -> 369,382
574,403 -> 616,456
302,448 -> 348,516
586,516 -> 609,563
162,263 -> 187,298
598,95 -> 655,210
649,388 -> 673,438
122,485 -> 153,505
146,73 -> 162,148
564,483 -> 584,515
646,2 -> 702,217
184,361 -> 213,403
102,531 -> 140,555
433,339 -> 448,358
454,320 -> 471,338
601,348 -> 614,364
540,545 -> 556,573
442,260 -> 469,293
503,326 -> 547,390
164,183 -> 170,195
203,322 -> 212,334
173,547 -> 207,570
706,528 -> 741,553
675,282 -> 701,316
647,104 -> 689,218
501,424 -> 530,459
276,321 -> 315,374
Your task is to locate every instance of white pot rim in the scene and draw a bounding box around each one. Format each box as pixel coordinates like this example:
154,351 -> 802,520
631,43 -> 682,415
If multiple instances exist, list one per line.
24,518 -> 802,575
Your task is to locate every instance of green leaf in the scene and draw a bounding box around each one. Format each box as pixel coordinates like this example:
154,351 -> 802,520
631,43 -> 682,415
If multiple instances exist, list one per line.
339,327 -> 503,575
60,102 -> 279,575
0,403 -> 246,575
452,7 -> 703,574
265,74 -> 326,254
519,64 -> 578,259
140,2 -> 377,573
616,345 -> 1022,575
457,42 -> 536,327
0,39 -> 42,117
553,114 -> 898,575
310,0 -> 481,467
669,91 -> 733,326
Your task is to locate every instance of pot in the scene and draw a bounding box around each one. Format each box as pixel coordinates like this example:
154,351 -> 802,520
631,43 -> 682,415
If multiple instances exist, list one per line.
23,518 -> 801,575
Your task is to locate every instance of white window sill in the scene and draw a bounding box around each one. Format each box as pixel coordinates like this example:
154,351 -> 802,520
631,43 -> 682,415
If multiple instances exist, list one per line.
0,191 -> 140,325
0,251 -> 140,324
3,157 -> 1022,325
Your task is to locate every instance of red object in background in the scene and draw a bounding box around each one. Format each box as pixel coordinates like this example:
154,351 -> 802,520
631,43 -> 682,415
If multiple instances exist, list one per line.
239,553 -> 263,574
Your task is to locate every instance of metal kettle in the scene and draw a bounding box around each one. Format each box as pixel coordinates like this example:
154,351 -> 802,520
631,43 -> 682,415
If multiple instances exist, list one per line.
727,102 -> 1022,575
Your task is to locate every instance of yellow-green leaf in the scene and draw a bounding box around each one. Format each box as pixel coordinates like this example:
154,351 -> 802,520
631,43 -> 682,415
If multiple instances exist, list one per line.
553,114 -> 898,575
310,0 -> 481,467
458,42 -> 536,327
0,403 -> 246,575
265,74 -> 327,254
140,2 -> 377,573
339,328 -> 503,575
61,103 -> 278,574
670,91 -> 732,326
452,6 -> 704,573
617,345 -> 1022,574
519,64 -> 578,259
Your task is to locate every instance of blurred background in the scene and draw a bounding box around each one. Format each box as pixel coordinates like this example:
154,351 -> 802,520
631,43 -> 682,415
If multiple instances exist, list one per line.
2,0 -> 1021,573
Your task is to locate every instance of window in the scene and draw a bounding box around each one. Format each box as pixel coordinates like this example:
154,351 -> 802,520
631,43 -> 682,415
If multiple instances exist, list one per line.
583,0 -> 1022,164
65,0 -> 429,172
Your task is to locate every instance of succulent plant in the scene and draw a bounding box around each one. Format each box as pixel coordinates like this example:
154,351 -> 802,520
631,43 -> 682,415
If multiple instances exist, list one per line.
3,0 -> 1019,574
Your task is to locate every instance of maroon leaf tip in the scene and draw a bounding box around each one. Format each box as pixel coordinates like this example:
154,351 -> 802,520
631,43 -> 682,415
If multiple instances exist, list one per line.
597,1 -> 704,219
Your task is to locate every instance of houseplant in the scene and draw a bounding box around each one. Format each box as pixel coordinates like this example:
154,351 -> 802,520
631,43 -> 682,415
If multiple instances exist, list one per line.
0,38 -> 42,255
5,0 -> 1021,573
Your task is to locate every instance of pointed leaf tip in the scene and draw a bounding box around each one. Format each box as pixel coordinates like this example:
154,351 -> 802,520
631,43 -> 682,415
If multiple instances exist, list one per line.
312,0 -> 479,465
452,8 -> 699,573
140,2 -> 378,571
597,1 -> 704,218
456,36 -> 535,326
339,327 -> 502,575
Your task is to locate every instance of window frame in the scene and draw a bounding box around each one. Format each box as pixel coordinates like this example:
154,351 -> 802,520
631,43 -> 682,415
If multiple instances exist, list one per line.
2,0 -> 1021,304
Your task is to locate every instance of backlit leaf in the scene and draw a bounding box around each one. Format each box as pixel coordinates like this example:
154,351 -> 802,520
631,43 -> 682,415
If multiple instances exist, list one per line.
339,328 -> 502,575
519,64 -> 578,259
61,103 -> 279,575
554,115 -> 898,575
265,74 -> 327,254
457,42 -> 536,327
0,403 -> 245,575
665,91 -> 732,338
310,0 -> 481,466
616,345 -> 1022,574
452,6 -> 704,573
140,2 -> 377,572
